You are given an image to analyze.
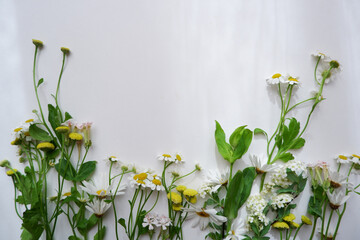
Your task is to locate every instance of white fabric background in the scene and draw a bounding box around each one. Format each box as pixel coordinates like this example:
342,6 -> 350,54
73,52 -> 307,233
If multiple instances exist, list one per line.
1,0 -> 360,239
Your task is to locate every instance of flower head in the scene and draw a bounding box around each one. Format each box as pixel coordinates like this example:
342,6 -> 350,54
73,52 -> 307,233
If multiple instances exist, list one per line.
182,205 -> 227,230
283,213 -> 296,222
249,154 -> 277,174
37,142 -> 55,151
301,215 -> 312,225
32,39 -> 43,47
225,217 -> 247,240
56,126 -> 70,133
6,169 -> 18,176
167,192 -> 182,204
0,160 -> 11,168
266,73 -> 286,85
272,221 -> 289,229
327,188 -> 350,210
61,47 -> 70,54
79,173 -> 126,198
176,185 -> 187,193
86,198 -> 111,217
69,132 -> 83,141
203,169 -> 229,193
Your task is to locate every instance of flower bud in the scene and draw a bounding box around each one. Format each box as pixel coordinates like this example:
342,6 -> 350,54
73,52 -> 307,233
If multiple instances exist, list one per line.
60,47 -> 70,54
32,39 -> 43,47
0,160 -> 10,168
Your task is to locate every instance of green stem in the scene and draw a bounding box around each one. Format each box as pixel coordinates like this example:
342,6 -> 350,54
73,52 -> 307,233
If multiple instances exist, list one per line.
309,217 -> 318,240
292,223 -> 303,240
55,52 -> 66,122
320,199 -> 327,240
325,209 -> 334,238
333,203 -> 347,239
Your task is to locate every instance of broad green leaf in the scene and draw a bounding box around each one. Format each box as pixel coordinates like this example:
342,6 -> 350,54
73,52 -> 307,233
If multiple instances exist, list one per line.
29,124 -> 52,142
308,196 -> 322,218
48,104 -> 61,131
65,112 -> 73,121
22,203 -> 44,240
229,125 -> 246,148
118,218 -> 126,230
94,226 -> 106,240
259,224 -> 271,237
231,129 -> 253,162
250,223 -> 260,236
37,78 -> 44,87
55,158 -> 76,181
21,228 -> 32,240
277,152 -> 294,162
215,121 -> 233,162
87,214 -> 98,228
47,149 -> 60,160
288,138 -> 305,150
254,128 -> 267,136
238,167 -> 256,208
75,161 -> 97,182
288,118 -> 300,140
286,169 -> 299,183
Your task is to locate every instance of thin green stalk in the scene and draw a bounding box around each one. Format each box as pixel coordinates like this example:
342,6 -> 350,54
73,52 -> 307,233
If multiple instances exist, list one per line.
55,52 -> 66,122
320,199 -> 328,240
309,217 -> 318,240
292,223 -> 303,239
12,179 -> 24,220
325,209 -> 334,238
333,202 -> 347,238
314,56 -> 322,85
286,97 -> 316,114
280,230 -> 283,240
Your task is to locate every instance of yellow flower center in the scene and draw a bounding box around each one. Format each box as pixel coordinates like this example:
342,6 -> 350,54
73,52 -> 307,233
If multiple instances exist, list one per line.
63,192 -> 71,196
152,179 -> 161,186
96,189 -> 107,196
272,73 -> 282,79
338,155 -> 347,160
232,230 -> 235,235
289,78 -> 298,82
134,173 -> 148,180
25,119 -> 34,123
196,210 -> 210,218
37,142 -> 55,151
137,180 -> 145,185
6,169 -> 18,176
172,204 -> 182,211
110,156 -> 116,158
14,127 -> 23,132
352,154 -> 360,159
162,154 -> 171,158
176,154 -> 182,161
183,189 -> 198,197
176,185 -> 187,193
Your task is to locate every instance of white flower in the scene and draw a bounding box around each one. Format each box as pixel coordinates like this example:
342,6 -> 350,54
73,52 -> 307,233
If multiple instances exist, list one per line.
182,205 -> 227,230
328,170 -> 352,189
284,75 -> 300,86
311,51 -> 331,61
249,154 -> 277,174
198,184 -> 213,198
148,175 -> 165,191
173,153 -> 185,163
335,154 -> 355,164
142,213 -> 156,230
266,73 -> 286,85
129,171 -> 164,191
313,54 -> 342,84
225,217 -> 247,240
327,188 -> 350,210
271,161 -> 307,188
86,198 -> 111,217
79,173 -> 126,198
246,194 -> 269,225
203,169 -> 229,193
158,154 -> 173,162
155,215 -> 172,230
271,193 -> 294,210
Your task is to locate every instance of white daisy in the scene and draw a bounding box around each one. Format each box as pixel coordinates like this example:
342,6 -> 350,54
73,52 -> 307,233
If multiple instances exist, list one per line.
158,154 -> 174,162
204,169 -> 230,193
327,187 -> 350,210
86,198 -> 111,217
311,51 -> 331,62
266,73 -> 286,85
284,75 -> 300,86
142,213 -> 156,230
315,59 -> 342,84
225,217 -> 247,240
335,154 -> 354,164
182,205 -> 227,230
148,174 -> 165,191
173,153 -> 185,164
79,173 -> 126,198
249,154 -> 277,174
154,215 -> 172,230
328,170 -> 352,189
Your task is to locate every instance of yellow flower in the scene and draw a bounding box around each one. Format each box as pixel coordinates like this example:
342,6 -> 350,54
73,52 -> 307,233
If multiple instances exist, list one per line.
272,221 -> 289,229
183,189 -> 198,197
152,179 -> 161,186
283,213 -> 296,222
176,185 -> 187,193
289,221 -> 300,228
61,47 -> 70,54
37,142 -> 55,151
6,169 -> 18,176
56,126 -> 70,133
301,215 -> 312,225
172,204 -> 182,211
167,192 -> 182,204
189,196 -> 197,204
69,132 -> 83,141
133,173 -> 148,181
32,39 -> 43,47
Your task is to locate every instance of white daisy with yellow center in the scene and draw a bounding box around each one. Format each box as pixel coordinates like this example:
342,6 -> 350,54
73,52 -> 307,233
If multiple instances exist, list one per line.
266,73 -> 286,85
182,205 -> 227,230
79,173 -> 126,198
224,217 -> 247,240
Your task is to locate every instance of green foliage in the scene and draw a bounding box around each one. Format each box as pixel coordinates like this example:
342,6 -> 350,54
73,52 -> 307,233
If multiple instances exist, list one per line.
275,204 -> 296,221
75,161 -> 97,181
78,214 -> 98,237
22,203 -> 44,240
37,78 -> 44,87
308,186 -> 325,218
205,231 -> 222,240
254,128 -> 267,136
224,167 -> 256,222
94,226 -> 106,240
118,218 -> 126,232
64,112 -> 73,121
55,158 -> 76,181
29,124 -> 52,142
276,169 -> 307,197
215,121 -> 253,163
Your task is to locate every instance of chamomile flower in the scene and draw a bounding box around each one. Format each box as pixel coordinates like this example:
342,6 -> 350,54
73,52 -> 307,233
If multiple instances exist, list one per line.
198,184 -> 212,198
79,173 -> 126,198
225,217 -> 247,240
266,73 -> 286,85
335,154 -> 354,164
182,205 -> 227,230
328,170 -> 352,189
284,75 -> 300,86
327,188 -> 350,210
86,198 -> 111,217
203,169 -> 229,193
311,51 -> 331,62
314,57 -> 342,84
158,154 -> 173,162
149,175 -> 164,191
249,154 -> 277,174
174,153 -> 184,163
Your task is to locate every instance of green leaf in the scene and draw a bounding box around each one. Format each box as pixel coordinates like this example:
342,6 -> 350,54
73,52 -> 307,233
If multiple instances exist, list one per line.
88,214 -> 98,228
229,125 -> 247,148
47,149 -> 60,160
254,128 -> 267,136
215,121 -> 233,162
21,228 -> 33,240
69,236 -> 82,240
48,104 -> 61,131
75,161 -> 97,182
286,169 -> 299,183
22,203 -> 44,240
259,224 -> 271,237
224,167 -> 256,221
29,124 -> 52,142
55,158 -> 76,181
231,129 -> 253,162
277,152 -> 294,162
94,226 -> 106,240
37,78 -> 44,87
250,223 -> 260,236
118,218 -> 126,230
308,195 -> 322,218
65,112 -> 73,121
288,118 -> 300,140
289,138 -> 305,150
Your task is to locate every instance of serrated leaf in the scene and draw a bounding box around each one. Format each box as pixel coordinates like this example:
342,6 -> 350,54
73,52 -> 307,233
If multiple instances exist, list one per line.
48,104 -> 61,133
37,78 -> 44,87
215,121 -> 233,162
75,161 -> 96,182
277,152 -> 294,162
289,138 -> 305,150
29,124 -> 52,142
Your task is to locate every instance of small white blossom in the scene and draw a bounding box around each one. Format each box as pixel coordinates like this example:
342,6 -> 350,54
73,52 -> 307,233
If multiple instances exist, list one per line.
271,193 -> 294,210
182,205 -> 227,230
